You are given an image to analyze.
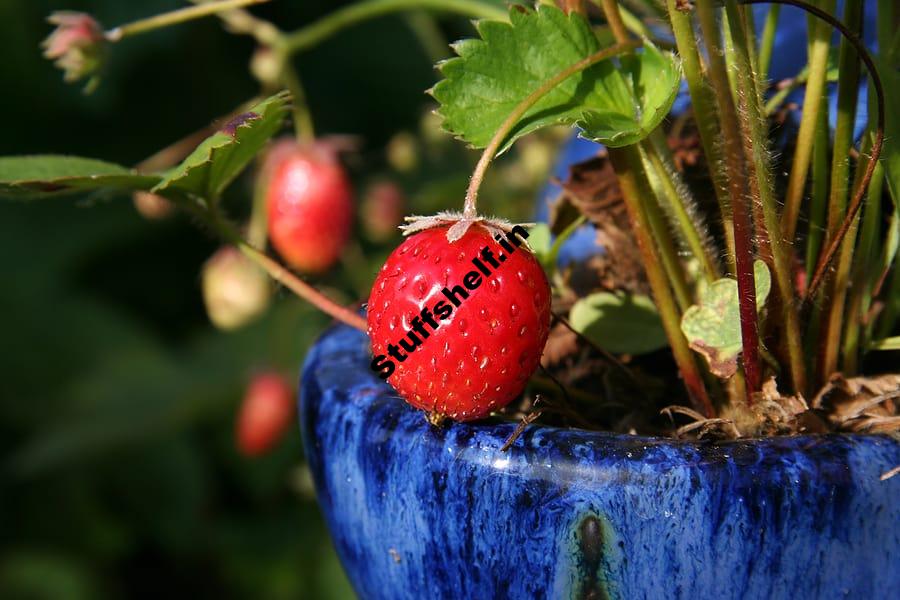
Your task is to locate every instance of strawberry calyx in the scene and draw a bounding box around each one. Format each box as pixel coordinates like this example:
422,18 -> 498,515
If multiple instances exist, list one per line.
400,211 -> 535,244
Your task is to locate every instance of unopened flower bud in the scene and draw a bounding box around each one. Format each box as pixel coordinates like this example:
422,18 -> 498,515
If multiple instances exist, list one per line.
249,46 -> 282,89
42,12 -> 106,92
202,246 -> 271,331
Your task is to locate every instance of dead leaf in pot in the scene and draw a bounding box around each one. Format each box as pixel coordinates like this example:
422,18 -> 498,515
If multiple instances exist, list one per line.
812,373 -> 900,432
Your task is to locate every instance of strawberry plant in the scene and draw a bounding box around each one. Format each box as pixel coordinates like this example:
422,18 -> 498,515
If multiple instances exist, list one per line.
1,0 -> 898,442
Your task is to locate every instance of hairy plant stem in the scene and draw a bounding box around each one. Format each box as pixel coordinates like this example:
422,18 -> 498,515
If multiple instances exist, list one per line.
462,41 -> 639,218
664,0 -> 735,271
280,0 -> 507,55
757,5 -> 781,81
825,0 -> 862,241
819,205 -> 860,382
781,0 -> 836,241
696,0 -> 762,397
844,161 -> 885,373
106,0 -> 270,41
636,149 -> 694,312
792,0 -> 885,300
805,98 -> 829,282
206,207 -> 368,332
609,146 -> 713,417
642,136 -> 719,283
725,1 -> 807,395
816,0 -> 863,379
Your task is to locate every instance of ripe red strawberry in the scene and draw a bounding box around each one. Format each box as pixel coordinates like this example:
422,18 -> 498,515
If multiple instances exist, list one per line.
236,372 -> 295,456
367,224 -> 551,421
265,141 -> 353,273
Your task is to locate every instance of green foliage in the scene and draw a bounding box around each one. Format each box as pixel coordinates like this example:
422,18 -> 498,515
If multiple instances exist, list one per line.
432,4 -> 680,151
153,92 -> 291,200
870,336 -> 900,351
0,155 -> 159,199
527,215 -> 586,272
569,292 -> 668,355
680,261 -> 771,378
878,31 -> 900,208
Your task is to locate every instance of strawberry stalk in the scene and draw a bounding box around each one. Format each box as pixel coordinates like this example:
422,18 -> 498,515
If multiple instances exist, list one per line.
207,208 -> 368,332
609,146 -> 714,417
462,41 -> 639,219
106,0 -> 270,41
598,0 -> 713,415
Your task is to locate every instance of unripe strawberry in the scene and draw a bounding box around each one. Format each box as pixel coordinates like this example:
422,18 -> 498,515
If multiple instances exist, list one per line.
361,180 -> 405,242
202,246 -> 270,331
367,224 -> 551,421
236,372 -> 294,456
265,142 -> 353,273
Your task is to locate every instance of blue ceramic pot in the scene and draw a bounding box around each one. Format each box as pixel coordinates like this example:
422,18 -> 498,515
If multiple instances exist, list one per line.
300,323 -> 900,600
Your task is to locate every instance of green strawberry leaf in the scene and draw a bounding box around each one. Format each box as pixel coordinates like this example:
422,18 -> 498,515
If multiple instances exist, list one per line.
576,42 -> 681,146
569,292 -> 668,355
0,155 -> 160,199
152,92 -> 290,200
432,4 -> 680,152
680,260 -> 771,378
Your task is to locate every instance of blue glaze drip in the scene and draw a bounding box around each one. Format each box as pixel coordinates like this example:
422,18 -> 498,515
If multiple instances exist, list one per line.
300,324 -> 900,600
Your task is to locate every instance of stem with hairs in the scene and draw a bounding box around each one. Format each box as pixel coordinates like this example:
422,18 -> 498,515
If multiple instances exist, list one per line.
696,0 -> 762,397
844,161 -> 885,373
665,0 -> 735,269
635,147 -> 695,312
781,0 -> 836,241
642,136 -> 720,283
725,0 -> 807,394
817,0 -> 863,379
594,0 -> 712,412
609,146 -> 714,417
805,99 -> 830,282
825,0 -> 862,241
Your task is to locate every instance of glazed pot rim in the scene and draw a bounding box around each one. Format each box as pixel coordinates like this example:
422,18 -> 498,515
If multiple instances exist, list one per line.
304,322 -> 898,452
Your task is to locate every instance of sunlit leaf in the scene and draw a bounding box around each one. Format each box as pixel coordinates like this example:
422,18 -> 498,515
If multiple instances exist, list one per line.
432,4 -> 680,152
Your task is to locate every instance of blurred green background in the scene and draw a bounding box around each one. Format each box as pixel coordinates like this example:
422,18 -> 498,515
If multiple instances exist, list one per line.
0,1 -> 542,598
